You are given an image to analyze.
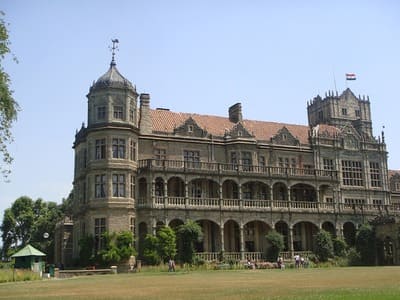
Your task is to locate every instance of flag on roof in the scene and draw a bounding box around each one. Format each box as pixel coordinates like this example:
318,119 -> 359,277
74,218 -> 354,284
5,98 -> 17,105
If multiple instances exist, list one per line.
346,73 -> 356,80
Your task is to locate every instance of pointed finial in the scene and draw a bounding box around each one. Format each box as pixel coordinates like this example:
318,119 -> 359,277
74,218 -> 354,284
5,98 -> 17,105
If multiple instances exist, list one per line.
110,39 -> 119,66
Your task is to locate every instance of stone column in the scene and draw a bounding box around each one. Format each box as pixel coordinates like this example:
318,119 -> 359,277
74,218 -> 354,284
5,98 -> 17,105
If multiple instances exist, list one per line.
220,225 -> 225,261
288,225 -> 294,258
240,223 -> 245,260
164,179 -> 168,207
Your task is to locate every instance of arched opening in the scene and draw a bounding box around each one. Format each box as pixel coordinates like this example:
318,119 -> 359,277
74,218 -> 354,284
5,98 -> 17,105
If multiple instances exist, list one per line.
273,182 -> 288,200
167,177 -> 185,197
291,183 -> 316,202
293,221 -> 318,251
244,221 -> 271,253
138,178 -> 147,199
189,179 -> 219,198
343,222 -> 356,247
319,184 -> 334,204
155,177 -> 164,196
224,220 -> 240,252
275,221 -> 289,251
222,180 -> 238,199
138,222 -> 148,258
196,220 -> 220,253
322,221 -> 336,237
242,181 -> 270,200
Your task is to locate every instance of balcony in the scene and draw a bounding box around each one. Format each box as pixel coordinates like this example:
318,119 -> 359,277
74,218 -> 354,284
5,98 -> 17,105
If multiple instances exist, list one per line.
138,159 -> 338,180
137,196 -> 400,215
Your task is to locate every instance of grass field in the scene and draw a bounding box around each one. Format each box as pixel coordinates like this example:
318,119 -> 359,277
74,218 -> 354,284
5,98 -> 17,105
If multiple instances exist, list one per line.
0,267 -> 399,300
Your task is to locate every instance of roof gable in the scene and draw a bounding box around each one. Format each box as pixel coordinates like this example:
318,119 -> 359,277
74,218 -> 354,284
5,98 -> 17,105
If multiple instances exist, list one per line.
271,126 -> 300,146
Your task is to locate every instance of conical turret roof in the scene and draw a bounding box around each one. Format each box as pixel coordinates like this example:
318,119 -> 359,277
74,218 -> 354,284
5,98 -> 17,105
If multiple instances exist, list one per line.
91,62 -> 135,92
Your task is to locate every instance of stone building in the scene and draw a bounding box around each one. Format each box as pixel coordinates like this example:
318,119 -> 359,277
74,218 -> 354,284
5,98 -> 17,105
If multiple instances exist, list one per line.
71,55 -> 400,263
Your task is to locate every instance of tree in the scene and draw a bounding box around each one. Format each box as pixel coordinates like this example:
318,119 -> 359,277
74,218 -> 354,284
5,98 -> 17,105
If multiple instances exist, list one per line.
0,11 -> 19,180
332,237 -> 347,257
156,226 -> 177,263
142,234 -> 161,265
314,229 -> 334,262
355,224 -> 376,265
265,230 -> 284,261
0,196 -> 63,259
176,220 -> 203,264
100,231 -> 136,266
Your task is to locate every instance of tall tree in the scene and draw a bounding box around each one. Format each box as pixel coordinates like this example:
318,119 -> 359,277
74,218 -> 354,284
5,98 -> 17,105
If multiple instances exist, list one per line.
0,11 -> 19,179
1,196 -> 63,259
156,226 -> 177,263
176,220 -> 203,264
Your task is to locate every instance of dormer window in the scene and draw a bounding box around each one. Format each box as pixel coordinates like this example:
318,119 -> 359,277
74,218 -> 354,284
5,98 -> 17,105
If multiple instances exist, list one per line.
342,108 -> 347,116
188,125 -> 193,133
238,131 -> 242,136
113,106 -> 124,119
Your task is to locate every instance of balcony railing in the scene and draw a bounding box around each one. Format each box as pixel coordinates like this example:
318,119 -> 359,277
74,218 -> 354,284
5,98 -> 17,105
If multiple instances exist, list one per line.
136,197 -> 400,215
138,159 -> 338,179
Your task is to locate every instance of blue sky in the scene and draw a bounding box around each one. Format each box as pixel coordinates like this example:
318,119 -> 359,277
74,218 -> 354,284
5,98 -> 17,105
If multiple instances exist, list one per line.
1,0 -> 400,217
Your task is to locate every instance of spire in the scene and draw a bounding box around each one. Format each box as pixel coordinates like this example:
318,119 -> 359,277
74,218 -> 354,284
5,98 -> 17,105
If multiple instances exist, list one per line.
110,38 -> 119,66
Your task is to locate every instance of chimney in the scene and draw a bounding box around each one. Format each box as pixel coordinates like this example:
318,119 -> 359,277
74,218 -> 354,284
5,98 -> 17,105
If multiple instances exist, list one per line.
229,103 -> 242,123
139,93 -> 152,135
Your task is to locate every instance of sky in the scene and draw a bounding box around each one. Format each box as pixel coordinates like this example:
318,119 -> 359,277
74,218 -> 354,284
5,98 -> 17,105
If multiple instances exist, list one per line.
1,0 -> 400,219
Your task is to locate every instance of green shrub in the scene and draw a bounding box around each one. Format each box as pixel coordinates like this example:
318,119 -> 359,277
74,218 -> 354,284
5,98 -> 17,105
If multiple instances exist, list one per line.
314,230 -> 334,262
265,230 -> 284,261
347,247 -> 362,266
333,237 -> 347,257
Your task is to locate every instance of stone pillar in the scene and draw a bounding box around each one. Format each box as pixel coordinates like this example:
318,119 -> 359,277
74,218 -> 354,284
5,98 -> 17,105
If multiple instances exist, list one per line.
239,184 -> 243,209
220,225 -> 225,260
185,181 -> 189,207
288,225 -> 294,257
240,223 -> 245,260
219,183 -> 223,209
164,179 -> 168,207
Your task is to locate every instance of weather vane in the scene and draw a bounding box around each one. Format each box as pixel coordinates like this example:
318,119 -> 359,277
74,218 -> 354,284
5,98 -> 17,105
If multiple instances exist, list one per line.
110,38 -> 119,65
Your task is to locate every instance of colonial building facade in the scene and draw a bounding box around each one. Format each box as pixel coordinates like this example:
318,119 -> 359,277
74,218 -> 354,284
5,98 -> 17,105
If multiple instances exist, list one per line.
71,57 -> 399,263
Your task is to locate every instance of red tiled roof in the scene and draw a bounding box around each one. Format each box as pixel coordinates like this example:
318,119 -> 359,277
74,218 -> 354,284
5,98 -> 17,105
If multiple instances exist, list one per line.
150,109 -> 317,144
389,170 -> 400,178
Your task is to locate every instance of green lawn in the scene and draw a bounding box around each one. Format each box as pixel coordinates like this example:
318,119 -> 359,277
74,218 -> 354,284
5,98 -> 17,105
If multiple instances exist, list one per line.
0,267 -> 399,299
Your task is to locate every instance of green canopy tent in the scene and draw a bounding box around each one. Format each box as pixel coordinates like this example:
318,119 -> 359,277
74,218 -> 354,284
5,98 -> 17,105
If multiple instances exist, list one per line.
11,244 -> 46,274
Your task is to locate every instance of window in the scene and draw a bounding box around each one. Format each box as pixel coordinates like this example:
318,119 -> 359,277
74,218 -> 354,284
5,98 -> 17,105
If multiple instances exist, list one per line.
95,139 -> 106,160
342,160 -> 363,186
242,152 -> 252,171
95,174 -> 106,198
323,159 -> 334,170
83,149 -> 87,168
129,109 -> 135,122
130,175 -> 135,198
184,150 -> 200,167
278,157 -> 290,168
112,174 -> 126,197
344,198 -> 365,205
130,217 -> 135,236
342,108 -> 347,116
231,152 -> 238,166
83,181 -> 87,203
97,106 -> 106,120
318,110 -> 323,121
130,140 -> 136,161
291,158 -> 296,168
154,148 -> 166,165
259,155 -> 265,166
370,162 -> 382,187
112,138 -> 126,159
355,109 -> 361,117
94,218 -> 106,252
187,125 -> 193,133
113,106 -> 124,119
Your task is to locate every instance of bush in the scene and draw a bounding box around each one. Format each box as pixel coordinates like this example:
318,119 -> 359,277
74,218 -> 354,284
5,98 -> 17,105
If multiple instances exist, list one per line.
355,224 -> 376,265
265,230 -> 284,261
314,230 -> 334,262
333,237 -> 347,257
347,247 -> 362,266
